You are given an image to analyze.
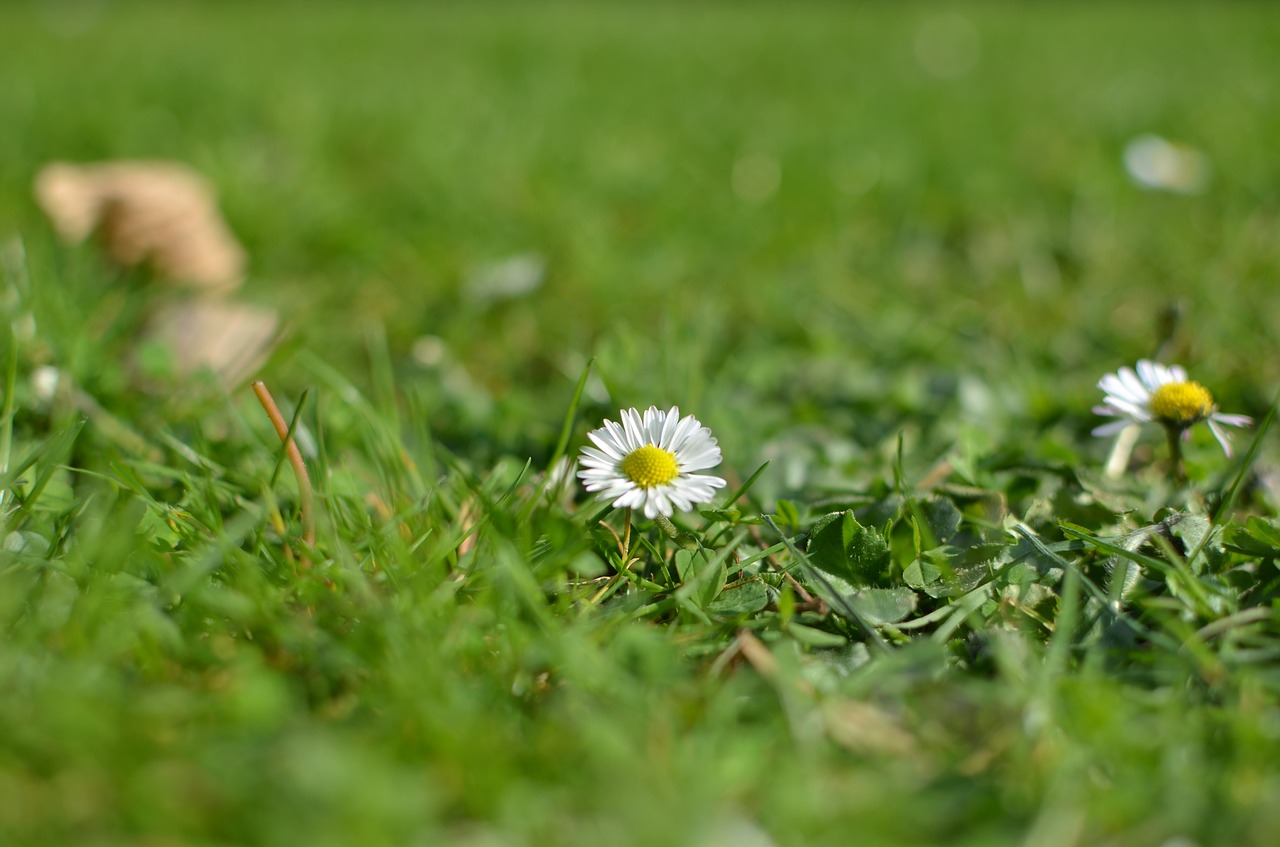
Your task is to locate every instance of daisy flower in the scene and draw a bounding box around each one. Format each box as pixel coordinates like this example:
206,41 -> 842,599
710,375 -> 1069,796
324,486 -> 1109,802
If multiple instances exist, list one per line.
578,406 -> 727,519
1093,359 -> 1252,456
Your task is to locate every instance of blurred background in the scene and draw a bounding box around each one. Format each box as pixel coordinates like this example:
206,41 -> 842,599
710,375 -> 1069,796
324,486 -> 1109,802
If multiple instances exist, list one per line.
3,0 -> 1279,491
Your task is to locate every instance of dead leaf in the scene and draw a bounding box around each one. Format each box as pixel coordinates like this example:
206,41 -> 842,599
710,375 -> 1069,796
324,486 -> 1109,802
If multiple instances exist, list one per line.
35,160 -> 246,294
144,299 -> 279,388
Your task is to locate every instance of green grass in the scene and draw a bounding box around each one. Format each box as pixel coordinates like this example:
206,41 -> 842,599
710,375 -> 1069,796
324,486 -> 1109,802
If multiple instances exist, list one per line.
3,1 -> 1280,845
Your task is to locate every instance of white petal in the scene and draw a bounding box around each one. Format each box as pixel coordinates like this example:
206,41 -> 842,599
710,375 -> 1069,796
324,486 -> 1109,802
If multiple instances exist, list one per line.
667,415 -> 701,451
603,479 -> 637,496
580,444 -> 620,465
1099,397 -> 1152,421
679,454 -> 722,473
1120,366 -> 1154,397
657,408 -> 681,448
639,406 -> 661,443
680,429 -> 717,449
693,473 -> 728,489
613,488 -> 646,510
1207,419 -> 1234,457
586,428 -> 623,459
1092,419 -> 1135,438
1099,373 -> 1148,404
643,490 -> 672,519
663,408 -> 686,445
674,475 -> 726,502
643,411 -> 661,445
1135,360 -> 1161,389
620,409 -> 647,451
677,442 -> 722,470
675,487 -> 714,506
584,478 -> 628,495
602,417 -> 631,452
1212,413 -> 1252,428
579,471 -> 624,485
662,486 -> 691,512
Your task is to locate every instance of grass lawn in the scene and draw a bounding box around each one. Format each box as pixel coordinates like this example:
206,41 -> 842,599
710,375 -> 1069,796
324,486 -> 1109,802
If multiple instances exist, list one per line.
2,2 -> 1280,845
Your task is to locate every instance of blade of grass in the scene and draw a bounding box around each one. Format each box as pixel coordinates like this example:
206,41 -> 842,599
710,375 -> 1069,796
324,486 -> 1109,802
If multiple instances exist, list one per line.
550,357 -> 594,469
719,460 -> 770,510
0,308 -> 17,514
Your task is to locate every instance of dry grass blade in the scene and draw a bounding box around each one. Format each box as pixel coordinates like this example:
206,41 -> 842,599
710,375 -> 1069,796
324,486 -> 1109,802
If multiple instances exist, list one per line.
252,380 -> 315,566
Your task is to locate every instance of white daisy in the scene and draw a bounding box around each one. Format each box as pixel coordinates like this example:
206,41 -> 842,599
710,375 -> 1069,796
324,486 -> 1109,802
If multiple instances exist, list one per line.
578,406 -> 727,519
1093,359 -> 1252,456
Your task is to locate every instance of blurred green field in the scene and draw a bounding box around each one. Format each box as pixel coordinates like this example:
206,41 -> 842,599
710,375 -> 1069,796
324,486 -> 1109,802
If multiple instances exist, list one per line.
3,2 -> 1280,846
5,3 -> 1279,426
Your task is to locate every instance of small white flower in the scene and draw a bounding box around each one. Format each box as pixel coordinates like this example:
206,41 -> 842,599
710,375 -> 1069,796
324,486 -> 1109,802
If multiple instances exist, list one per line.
30,366 -> 62,403
1093,359 -> 1252,456
1123,134 -> 1210,195
578,406 -> 727,519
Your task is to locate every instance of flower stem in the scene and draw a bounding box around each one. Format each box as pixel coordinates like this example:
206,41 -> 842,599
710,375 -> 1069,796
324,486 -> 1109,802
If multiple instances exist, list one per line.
589,508 -> 635,606
1164,423 -> 1186,485
655,514 -> 680,539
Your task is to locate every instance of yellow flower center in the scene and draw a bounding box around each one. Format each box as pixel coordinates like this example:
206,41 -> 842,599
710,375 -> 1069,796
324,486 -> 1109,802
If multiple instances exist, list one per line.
621,444 -> 680,488
1149,381 -> 1214,426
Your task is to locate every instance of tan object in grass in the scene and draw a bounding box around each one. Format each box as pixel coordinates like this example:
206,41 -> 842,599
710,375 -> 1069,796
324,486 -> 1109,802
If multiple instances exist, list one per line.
145,299 -> 280,389
34,160 -> 246,294
35,160 -> 281,387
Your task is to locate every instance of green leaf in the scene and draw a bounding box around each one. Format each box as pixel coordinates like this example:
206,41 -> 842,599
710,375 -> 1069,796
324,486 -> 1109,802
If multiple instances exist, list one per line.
1245,516 -> 1280,548
778,582 -> 796,625
858,494 -> 903,531
1227,517 -> 1280,559
3,530 -> 51,557
707,580 -> 771,616
699,507 -> 742,524
1168,513 -> 1223,575
922,496 -> 963,544
802,562 -> 920,627
775,499 -> 801,534
567,552 -> 607,578
807,510 -> 890,586
903,557 -> 943,590
787,622 -> 848,648
846,587 -> 918,625
674,548 -> 727,609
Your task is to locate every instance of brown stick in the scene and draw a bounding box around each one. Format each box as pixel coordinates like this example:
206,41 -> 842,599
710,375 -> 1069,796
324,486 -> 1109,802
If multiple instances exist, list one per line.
252,380 -> 315,566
